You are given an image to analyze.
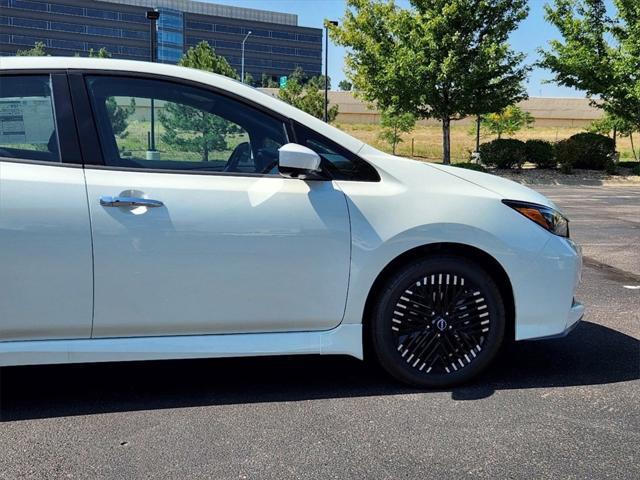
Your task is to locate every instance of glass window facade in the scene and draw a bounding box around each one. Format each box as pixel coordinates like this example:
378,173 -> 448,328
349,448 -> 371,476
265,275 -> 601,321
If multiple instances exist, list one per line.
86,25 -> 119,37
50,21 -> 85,33
157,8 -> 184,64
1,0 -> 322,79
10,0 -> 47,12
85,8 -> 118,20
50,4 -> 83,16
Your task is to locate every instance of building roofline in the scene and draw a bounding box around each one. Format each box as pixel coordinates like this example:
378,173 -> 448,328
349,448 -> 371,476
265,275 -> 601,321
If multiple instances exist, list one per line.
96,0 -> 298,26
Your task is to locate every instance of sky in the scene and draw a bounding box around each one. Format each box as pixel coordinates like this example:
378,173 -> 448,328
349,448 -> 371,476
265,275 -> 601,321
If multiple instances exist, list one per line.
204,0 -> 596,98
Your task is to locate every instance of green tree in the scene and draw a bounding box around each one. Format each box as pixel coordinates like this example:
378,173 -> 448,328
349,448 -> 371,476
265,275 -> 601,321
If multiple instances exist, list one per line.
107,98 -> 136,138
16,42 -> 48,56
160,103 -> 239,161
261,73 -> 278,88
338,80 -> 353,91
479,105 -> 534,139
243,71 -> 255,86
74,47 -> 111,58
588,112 -> 639,160
278,69 -> 339,121
329,0 -> 529,164
378,109 -> 416,154
87,47 -> 111,58
73,46 -> 134,137
178,41 -> 238,79
159,41 -> 241,161
611,0 -> 640,129
539,0 -> 640,141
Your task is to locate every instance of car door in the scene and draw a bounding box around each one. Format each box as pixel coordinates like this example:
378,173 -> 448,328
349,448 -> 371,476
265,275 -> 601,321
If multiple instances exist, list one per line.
75,73 -> 351,338
0,73 -> 93,341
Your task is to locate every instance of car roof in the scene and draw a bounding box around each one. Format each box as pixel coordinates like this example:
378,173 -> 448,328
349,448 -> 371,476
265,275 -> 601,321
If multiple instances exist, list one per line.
0,56 -> 364,154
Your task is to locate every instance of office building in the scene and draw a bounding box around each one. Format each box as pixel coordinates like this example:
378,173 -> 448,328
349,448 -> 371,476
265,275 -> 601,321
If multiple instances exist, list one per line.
0,0 -> 323,81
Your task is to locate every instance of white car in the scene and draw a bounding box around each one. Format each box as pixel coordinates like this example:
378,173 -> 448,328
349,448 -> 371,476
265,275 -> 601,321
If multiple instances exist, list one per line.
0,57 -> 583,387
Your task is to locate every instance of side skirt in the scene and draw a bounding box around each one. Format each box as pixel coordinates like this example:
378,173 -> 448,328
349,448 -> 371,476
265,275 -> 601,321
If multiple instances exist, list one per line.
0,325 -> 363,367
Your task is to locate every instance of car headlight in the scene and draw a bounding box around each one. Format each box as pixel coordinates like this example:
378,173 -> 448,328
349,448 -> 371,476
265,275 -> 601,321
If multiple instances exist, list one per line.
502,200 -> 569,238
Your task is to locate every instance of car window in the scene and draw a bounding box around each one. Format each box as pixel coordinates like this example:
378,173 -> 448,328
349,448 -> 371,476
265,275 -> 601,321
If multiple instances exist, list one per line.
0,75 -> 60,162
294,124 -> 380,181
85,76 -> 288,174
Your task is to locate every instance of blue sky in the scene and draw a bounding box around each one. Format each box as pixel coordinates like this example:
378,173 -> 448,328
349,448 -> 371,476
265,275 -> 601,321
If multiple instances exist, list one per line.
205,0 -> 594,98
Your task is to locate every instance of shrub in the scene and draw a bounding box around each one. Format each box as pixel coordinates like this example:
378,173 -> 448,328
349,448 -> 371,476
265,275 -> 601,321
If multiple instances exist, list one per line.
555,133 -> 615,171
525,139 -> 556,168
618,161 -> 639,170
559,161 -> 573,174
452,162 -> 487,172
479,139 -> 526,169
632,164 -> 640,175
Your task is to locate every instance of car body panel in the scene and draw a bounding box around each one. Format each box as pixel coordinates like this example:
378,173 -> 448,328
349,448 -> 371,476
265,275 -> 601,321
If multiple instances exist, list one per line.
84,168 -> 351,337
424,161 -> 559,210
337,151 -> 581,339
0,57 -> 583,367
0,324 -> 363,367
0,162 -> 93,340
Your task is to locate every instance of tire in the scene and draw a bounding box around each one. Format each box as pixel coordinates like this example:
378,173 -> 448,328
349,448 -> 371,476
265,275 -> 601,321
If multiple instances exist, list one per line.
371,256 -> 505,388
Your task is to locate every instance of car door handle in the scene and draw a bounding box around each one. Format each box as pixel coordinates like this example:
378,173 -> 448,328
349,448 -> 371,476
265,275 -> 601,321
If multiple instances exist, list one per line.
100,196 -> 164,208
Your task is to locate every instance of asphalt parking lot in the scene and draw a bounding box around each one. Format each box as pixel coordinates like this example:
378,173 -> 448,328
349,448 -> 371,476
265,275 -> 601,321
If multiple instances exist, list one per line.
0,184 -> 638,480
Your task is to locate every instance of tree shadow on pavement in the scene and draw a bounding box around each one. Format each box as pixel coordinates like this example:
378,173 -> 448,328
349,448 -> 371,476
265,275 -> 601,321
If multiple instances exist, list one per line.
1,321 -> 638,421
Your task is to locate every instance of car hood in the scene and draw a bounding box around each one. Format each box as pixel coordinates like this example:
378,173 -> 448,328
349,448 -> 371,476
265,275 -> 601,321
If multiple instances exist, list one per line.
425,163 -> 558,210
358,146 -> 559,211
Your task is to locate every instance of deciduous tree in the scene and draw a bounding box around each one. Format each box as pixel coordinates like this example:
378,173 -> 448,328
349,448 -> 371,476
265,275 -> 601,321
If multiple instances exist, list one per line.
179,41 -> 238,79
261,73 -> 278,88
278,68 -> 339,121
588,112 -> 639,160
479,105 -> 534,139
338,80 -> 353,91
329,0 -> 529,164
539,0 -> 640,140
378,109 -> 416,154
78,47 -> 135,137
160,42 -> 241,161
243,71 -> 255,86
16,42 -> 48,56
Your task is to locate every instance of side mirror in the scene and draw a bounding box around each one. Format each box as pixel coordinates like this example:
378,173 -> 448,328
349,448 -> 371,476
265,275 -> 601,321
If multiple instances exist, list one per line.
278,143 -> 322,176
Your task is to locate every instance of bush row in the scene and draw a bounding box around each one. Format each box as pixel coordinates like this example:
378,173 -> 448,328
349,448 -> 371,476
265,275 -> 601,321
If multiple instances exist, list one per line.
478,133 -> 616,171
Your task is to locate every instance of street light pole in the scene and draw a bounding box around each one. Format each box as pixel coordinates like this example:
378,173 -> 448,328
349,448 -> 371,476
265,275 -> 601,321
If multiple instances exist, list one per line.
241,31 -> 252,84
146,9 -> 160,157
324,20 -> 338,123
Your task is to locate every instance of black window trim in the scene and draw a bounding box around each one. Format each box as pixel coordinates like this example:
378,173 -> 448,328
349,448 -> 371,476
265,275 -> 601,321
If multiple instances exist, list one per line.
290,121 -> 381,182
0,68 -> 379,182
0,70 -> 82,168
71,68 -> 315,180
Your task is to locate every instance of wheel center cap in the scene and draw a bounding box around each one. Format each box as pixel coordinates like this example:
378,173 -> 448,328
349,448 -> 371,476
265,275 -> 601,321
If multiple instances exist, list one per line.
436,317 -> 448,331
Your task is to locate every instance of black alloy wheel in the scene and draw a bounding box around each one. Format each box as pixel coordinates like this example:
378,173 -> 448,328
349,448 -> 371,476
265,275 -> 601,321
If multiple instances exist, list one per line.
371,256 -> 505,388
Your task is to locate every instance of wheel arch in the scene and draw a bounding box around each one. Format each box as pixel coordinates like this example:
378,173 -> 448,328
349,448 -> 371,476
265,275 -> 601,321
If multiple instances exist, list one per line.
362,242 -> 516,358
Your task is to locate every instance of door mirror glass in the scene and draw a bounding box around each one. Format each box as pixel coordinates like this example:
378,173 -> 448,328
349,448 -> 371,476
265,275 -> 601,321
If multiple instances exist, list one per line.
278,143 -> 321,175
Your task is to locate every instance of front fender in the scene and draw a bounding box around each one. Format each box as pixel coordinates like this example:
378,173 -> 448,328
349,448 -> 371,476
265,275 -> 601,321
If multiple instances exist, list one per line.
336,170 -> 553,333
341,220 -> 547,326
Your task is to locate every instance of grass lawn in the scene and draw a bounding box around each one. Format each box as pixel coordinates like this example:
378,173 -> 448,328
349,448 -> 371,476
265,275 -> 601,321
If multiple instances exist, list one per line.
336,123 -> 638,163
115,116 -> 637,165
115,119 -> 248,162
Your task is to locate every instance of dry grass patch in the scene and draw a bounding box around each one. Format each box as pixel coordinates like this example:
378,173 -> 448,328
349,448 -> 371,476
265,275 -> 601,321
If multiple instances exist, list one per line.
335,123 -> 637,163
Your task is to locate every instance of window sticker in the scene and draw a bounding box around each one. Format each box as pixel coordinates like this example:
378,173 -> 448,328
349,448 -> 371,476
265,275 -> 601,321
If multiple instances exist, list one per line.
0,97 -> 55,145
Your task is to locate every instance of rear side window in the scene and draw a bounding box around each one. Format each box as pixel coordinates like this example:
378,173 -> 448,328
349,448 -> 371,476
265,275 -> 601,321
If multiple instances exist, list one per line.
0,75 -> 59,162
